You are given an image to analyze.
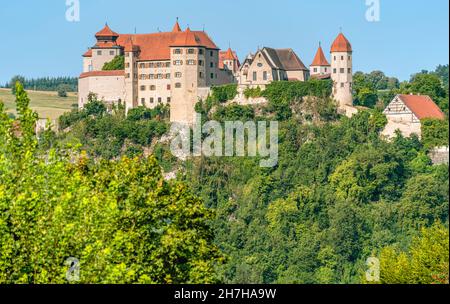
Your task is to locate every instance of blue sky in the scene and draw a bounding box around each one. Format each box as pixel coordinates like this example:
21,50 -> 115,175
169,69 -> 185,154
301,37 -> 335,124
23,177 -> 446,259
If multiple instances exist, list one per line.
0,0 -> 448,84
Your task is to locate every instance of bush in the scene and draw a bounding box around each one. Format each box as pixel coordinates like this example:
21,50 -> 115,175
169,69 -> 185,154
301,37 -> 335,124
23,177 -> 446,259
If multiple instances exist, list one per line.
57,84 -> 71,98
244,87 -> 263,99
421,118 -> 449,149
211,84 -> 238,103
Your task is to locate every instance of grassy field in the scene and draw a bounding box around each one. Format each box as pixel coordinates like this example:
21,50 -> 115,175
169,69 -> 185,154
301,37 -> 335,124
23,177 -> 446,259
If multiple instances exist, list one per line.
0,88 -> 77,120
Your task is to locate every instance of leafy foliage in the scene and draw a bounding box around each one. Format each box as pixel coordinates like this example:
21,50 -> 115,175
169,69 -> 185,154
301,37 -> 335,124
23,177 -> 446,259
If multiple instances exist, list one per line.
0,85 -> 222,284
421,118 -> 449,149
102,55 -> 125,71
211,84 -> 238,103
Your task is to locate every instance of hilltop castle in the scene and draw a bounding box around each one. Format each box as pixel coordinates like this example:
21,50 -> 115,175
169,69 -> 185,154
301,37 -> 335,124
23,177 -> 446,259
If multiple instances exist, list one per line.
79,21 -> 354,122
79,21 -> 239,124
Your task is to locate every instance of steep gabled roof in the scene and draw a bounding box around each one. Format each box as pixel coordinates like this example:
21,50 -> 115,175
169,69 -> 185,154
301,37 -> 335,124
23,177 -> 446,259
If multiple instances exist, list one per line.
311,45 -> 330,66
331,33 -> 352,52
262,47 -> 308,71
397,94 -> 445,120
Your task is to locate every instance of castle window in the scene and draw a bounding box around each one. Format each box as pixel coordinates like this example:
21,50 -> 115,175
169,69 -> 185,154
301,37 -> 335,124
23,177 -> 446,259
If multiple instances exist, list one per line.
97,50 -> 102,55
158,97 -> 162,103
210,62 -> 214,68
141,98 -> 145,105
325,68 -> 328,72
149,74 -> 154,79
167,97 -> 171,103
348,68 -> 351,74
140,85 -> 146,91
175,82 -> 182,88
211,73 -> 215,79
333,68 -> 337,74
199,60 -> 204,66
341,83 -> 345,88
187,60 -> 196,65
150,85 -> 156,91
139,63 -> 145,69
149,62 -> 155,68
157,74 -> 163,79
313,68 -> 318,73
187,48 -> 195,54
157,62 -> 162,68
150,98 -> 154,103
174,49 -> 182,54
341,56 -> 344,60
126,63 -> 130,68
165,73 -> 171,79
340,68 -> 345,73
165,62 -> 171,67
257,63 -> 263,68
210,51 -> 214,56
253,72 -> 257,81
199,49 -> 204,55
173,60 -> 183,66
140,74 -> 146,80
334,56 -> 336,60
167,84 -> 171,90
175,72 -> 182,78
110,50 -> 115,56
263,71 -> 268,81
199,72 -> 204,78
126,73 -> 130,78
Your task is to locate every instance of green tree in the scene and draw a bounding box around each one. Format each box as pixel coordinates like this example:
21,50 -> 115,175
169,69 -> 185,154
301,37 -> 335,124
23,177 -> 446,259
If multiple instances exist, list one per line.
0,86 -> 222,284
421,118 -> 449,149
102,55 -> 125,70
377,223 -> 449,284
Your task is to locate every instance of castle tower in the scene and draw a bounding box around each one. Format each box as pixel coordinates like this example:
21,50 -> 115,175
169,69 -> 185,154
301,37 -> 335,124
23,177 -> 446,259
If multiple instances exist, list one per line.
91,24 -> 122,71
124,38 -> 139,111
170,27 -> 205,124
330,32 -> 353,109
223,48 -> 239,74
310,43 -> 330,76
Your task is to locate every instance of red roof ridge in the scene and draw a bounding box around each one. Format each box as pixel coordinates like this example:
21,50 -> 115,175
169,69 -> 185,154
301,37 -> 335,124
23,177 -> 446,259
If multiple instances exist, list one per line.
79,70 -> 125,79
331,33 -> 352,53
311,45 -> 330,66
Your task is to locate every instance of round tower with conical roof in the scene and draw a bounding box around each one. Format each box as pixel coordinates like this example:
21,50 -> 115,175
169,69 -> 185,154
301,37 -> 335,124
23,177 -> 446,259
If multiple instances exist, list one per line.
330,32 -> 353,109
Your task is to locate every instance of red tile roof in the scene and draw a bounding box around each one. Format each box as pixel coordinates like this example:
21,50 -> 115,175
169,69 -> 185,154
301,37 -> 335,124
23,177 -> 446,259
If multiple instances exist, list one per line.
96,24 -> 119,38
83,49 -> 92,57
331,33 -> 352,52
311,45 -> 330,66
117,30 -> 218,61
219,48 -> 240,69
398,94 -> 445,120
79,70 -> 125,79
86,24 -> 219,61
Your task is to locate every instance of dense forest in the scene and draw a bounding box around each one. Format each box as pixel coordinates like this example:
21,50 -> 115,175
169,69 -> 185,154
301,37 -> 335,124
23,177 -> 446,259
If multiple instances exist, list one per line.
3,76 -> 78,93
0,65 -> 448,284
